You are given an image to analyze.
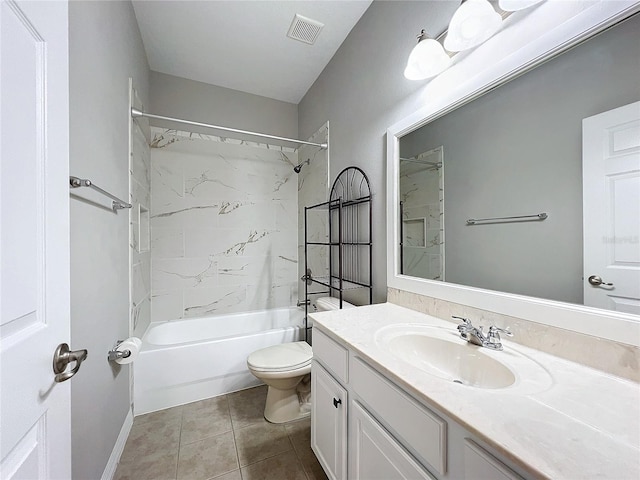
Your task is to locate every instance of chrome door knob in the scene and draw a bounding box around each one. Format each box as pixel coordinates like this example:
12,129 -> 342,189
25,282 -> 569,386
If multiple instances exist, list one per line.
52,343 -> 88,383
588,275 -> 614,287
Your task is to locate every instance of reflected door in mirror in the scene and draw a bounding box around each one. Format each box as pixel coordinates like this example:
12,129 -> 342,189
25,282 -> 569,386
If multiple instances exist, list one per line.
583,101 -> 640,314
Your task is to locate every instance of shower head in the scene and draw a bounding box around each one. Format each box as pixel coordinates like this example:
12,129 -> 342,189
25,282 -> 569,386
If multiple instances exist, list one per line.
294,158 -> 311,174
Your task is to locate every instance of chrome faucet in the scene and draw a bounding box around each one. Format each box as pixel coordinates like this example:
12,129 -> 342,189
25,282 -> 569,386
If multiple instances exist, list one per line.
452,316 -> 513,351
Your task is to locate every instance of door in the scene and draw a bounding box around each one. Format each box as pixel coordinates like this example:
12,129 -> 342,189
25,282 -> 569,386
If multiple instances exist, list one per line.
311,362 -> 347,480
1,1 -> 72,478
583,102 -> 640,313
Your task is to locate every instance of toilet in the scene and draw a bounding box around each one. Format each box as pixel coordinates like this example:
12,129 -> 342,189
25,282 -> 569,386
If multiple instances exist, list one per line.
247,296 -> 355,423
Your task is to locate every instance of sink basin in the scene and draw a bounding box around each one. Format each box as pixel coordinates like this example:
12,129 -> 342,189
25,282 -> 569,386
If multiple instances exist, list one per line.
376,325 -> 521,389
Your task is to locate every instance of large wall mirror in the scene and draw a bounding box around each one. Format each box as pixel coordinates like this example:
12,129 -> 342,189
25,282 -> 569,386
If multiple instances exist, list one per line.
387,1 -> 640,346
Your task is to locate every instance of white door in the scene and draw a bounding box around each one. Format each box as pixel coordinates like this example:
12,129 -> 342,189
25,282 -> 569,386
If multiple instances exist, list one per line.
583,101 -> 640,313
1,1 -> 73,478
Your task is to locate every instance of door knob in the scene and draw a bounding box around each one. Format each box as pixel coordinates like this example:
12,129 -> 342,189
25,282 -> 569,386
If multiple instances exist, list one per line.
588,275 -> 614,287
52,343 -> 88,383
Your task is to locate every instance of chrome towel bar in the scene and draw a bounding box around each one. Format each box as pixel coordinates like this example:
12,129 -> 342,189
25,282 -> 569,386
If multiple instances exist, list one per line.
69,176 -> 132,213
466,212 -> 548,225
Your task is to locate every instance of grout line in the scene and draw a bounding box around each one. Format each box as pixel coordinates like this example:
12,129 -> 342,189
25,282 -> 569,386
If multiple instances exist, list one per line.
226,393 -> 243,477
179,428 -> 235,447
173,407 -> 186,480
285,421 -> 315,480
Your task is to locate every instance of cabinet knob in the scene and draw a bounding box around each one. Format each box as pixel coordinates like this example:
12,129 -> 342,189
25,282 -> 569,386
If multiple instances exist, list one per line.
333,397 -> 342,408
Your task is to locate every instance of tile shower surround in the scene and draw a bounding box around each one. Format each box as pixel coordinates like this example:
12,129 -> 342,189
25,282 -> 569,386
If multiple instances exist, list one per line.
150,128 -> 300,321
297,124 -> 330,311
115,385 -> 327,480
130,94 -> 152,338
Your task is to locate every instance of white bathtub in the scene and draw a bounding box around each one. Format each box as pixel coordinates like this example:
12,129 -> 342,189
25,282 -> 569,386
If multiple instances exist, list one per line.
134,307 -> 305,415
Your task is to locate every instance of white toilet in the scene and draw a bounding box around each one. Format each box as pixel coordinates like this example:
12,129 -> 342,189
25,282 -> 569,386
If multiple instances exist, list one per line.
247,296 -> 355,423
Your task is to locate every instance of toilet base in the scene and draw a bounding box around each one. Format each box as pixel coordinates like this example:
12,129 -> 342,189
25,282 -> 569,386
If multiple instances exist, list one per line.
264,385 -> 310,424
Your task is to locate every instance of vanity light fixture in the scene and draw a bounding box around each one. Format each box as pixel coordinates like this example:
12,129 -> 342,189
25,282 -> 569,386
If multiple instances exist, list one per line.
405,0 -> 547,81
498,0 -> 545,12
404,30 -> 452,80
444,0 -> 503,52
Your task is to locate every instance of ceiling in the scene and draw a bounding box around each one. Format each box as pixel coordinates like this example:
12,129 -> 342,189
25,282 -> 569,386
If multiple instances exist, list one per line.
132,0 -> 374,104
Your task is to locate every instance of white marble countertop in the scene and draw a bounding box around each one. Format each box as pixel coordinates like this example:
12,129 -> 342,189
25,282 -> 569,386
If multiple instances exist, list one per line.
309,303 -> 640,480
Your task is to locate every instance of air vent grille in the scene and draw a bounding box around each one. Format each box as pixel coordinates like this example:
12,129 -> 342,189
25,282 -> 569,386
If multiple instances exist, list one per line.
287,14 -> 324,45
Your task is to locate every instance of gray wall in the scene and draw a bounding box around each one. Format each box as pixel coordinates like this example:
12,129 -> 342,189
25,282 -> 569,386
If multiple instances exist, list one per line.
400,14 -> 640,304
299,1 -> 639,303
149,71 -> 298,140
69,1 -> 149,478
298,1 -> 460,303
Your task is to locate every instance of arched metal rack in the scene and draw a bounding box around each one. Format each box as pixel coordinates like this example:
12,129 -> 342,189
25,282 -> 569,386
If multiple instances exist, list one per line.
303,167 -> 373,342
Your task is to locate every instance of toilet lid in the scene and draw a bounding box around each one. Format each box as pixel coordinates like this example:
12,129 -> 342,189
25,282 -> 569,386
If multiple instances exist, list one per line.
247,341 -> 313,372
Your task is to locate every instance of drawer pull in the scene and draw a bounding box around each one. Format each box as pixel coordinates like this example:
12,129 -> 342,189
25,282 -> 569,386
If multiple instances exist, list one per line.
333,397 -> 342,408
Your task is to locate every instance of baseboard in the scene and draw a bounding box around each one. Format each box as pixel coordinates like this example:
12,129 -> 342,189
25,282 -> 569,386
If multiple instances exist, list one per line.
101,408 -> 134,480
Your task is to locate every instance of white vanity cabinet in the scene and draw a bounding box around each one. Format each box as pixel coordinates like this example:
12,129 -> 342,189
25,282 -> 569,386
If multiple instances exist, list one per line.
350,400 -> 436,480
311,328 -> 350,480
463,440 -> 524,480
312,361 -> 348,480
312,327 -> 528,480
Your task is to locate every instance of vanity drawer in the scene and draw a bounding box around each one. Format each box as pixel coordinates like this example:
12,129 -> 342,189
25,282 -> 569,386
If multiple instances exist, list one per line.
350,356 -> 447,476
313,328 -> 349,383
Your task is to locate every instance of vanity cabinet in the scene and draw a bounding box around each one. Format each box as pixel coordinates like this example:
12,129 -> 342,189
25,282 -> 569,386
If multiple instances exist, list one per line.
312,327 -> 528,480
311,360 -> 348,480
463,439 -> 523,480
350,400 -> 436,480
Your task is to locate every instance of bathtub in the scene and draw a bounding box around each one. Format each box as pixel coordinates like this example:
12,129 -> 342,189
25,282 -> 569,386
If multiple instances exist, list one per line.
134,307 -> 305,415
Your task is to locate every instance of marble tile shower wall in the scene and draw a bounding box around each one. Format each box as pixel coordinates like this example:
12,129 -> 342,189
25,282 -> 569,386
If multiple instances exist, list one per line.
297,124 -> 329,311
149,128 -> 299,322
130,108 -> 152,338
400,153 -> 443,281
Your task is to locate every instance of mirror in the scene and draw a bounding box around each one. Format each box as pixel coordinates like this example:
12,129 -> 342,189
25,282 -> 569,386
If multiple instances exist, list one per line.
387,2 -> 640,346
399,147 -> 444,281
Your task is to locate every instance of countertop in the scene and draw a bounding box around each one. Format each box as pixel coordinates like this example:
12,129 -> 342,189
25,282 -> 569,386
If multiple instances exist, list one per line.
309,303 -> 640,480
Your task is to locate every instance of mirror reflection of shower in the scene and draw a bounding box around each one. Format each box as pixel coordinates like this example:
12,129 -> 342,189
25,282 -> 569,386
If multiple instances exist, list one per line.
399,146 -> 444,281
399,157 -> 442,171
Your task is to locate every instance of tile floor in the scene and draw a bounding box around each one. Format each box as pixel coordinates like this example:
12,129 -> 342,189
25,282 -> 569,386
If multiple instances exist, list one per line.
114,385 -> 328,480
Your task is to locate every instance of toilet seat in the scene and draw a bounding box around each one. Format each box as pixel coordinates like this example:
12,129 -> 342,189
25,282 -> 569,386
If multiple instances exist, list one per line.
247,341 -> 312,373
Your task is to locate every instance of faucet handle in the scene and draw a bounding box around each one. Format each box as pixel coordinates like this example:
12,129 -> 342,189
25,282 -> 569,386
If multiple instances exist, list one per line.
488,325 -> 513,337
453,316 -> 472,340
482,325 -> 512,351
452,315 -> 472,326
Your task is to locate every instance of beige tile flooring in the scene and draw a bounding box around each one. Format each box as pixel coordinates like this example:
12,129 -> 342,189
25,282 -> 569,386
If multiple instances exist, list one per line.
115,385 -> 328,480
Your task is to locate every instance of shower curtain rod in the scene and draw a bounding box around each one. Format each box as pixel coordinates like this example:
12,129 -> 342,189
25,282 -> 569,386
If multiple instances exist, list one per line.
131,108 -> 328,149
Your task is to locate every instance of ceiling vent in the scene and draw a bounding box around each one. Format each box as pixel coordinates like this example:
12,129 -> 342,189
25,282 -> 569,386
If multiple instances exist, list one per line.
287,14 -> 324,45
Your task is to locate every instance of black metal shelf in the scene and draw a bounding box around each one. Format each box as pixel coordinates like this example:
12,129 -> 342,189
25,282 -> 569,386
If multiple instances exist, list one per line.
303,167 -> 373,343
308,276 -> 372,291
307,241 -> 372,246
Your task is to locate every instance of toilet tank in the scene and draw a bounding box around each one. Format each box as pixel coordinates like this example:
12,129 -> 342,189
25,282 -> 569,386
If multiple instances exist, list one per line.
316,296 -> 355,312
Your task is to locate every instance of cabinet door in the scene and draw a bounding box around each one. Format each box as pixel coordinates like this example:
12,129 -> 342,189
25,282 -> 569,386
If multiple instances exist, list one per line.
350,401 -> 436,480
464,439 -> 524,480
312,362 -> 348,480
